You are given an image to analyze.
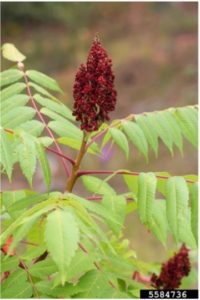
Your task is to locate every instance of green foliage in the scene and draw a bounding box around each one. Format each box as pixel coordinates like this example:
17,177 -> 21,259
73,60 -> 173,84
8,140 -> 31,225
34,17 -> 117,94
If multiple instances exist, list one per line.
109,127 -> 129,159
45,208 -> 80,284
1,269 -> 32,298
107,106 -> 198,159
122,121 -> 148,160
191,183 -> 198,244
102,194 -> 126,235
17,133 -> 37,186
0,44 -> 198,298
2,43 -> 26,62
166,177 -> 197,248
0,69 -> 23,87
82,175 -> 116,195
26,70 -> 62,93
1,128 -> 13,180
35,141 -> 51,189
1,82 -> 26,101
137,173 -> 157,226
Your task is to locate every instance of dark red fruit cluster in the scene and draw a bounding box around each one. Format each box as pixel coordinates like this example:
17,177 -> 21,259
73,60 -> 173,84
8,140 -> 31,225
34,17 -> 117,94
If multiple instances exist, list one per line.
72,37 -> 117,132
151,244 -> 191,290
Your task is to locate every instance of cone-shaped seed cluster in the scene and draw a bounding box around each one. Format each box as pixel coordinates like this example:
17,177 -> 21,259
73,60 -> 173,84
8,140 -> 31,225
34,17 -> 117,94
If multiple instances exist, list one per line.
73,37 -> 117,132
151,244 -> 191,290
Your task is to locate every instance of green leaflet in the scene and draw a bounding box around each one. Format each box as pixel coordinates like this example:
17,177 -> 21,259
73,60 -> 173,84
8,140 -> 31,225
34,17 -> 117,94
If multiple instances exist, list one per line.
150,200 -> 168,246
166,177 -> 184,242
178,208 -> 197,249
17,133 -> 37,186
109,127 -> 129,159
0,69 -> 23,87
68,194 -> 123,238
174,107 -> 198,148
2,94 -> 29,114
161,110 -> 183,154
2,43 -> 26,62
27,70 -> 62,93
135,114 -> 158,156
30,82 -> 59,100
21,244 -> 47,262
1,198 -> 57,246
35,280 -> 85,298
102,194 -> 126,235
38,136 -> 53,147
7,192 -> 49,218
29,258 -> 58,279
82,175 -> 116,195
34,94 -> 74,121
48,120 -> 83,140
137,173 -> 157,226
45,208 -> 80,284
36,141 -> 51,189
1,82 -> 26,101
58,136 -> 100,155
76,270 -> 129,298
190,183 -> 198,244
65,250 -> 96,281
101,130 -> 112,149
166,177 -> 196,248
26,218 -> 45,249
2,106 -> 36,129
122,121 -> 148,161
0,129 -> 13,180
17,120 -> 45,137
1,256 -> 19,272
155,172 -> 171,196
6,214 -> 39,256
40,107 -> 70,123
2,189 -> 27,219
147,112 -> 174,154
1,269 -> 32,299
123,174 -> 138,197
75,270 -> 111,298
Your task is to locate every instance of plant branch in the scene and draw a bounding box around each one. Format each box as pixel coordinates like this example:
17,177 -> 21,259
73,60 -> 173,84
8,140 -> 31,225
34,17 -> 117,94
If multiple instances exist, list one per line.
18,62 -> 71,177
46,147 -> 75,165
77,169 -> 196,184
66,131 -> 88,192
86,195 -> 134,201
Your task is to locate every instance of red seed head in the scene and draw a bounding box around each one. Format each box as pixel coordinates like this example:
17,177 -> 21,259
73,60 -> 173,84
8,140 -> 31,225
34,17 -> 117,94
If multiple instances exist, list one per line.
73,37 -> 117,132
151,244 -> 191,290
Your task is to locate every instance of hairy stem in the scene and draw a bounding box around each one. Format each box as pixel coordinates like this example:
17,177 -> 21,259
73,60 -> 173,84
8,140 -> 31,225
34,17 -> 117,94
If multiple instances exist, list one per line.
77,169 -> 195,184
18,62 -> 71,177
66,131 -> 88,191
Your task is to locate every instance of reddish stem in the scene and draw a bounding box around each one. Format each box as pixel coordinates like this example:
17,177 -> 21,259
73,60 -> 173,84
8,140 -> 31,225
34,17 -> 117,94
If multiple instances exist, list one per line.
86,127 -> 108,149
132,271 -> 151,285
77,169 -> 195,184
86,195 -> 133,201
46,147 -> 75,165
18,63 -> 70,177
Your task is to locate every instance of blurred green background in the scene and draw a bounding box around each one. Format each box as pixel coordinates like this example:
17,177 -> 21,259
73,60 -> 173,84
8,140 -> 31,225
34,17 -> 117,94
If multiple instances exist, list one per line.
2,2 -> 198,267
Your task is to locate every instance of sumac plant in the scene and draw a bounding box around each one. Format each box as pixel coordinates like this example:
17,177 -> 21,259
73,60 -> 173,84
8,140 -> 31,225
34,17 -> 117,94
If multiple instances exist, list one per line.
0,39 -> 198,299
